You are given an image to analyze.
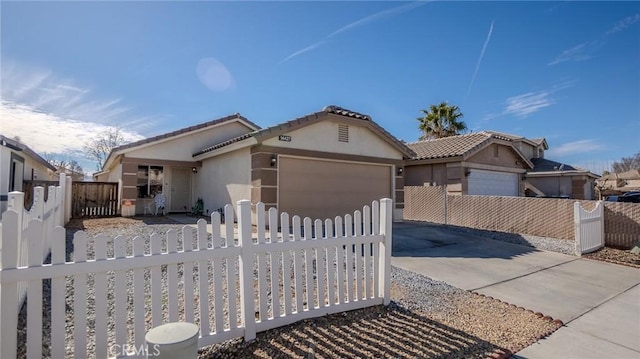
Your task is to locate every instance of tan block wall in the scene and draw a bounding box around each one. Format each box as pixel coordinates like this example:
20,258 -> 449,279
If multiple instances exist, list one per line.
603,202 -> 640,249
404,186 -> 639,248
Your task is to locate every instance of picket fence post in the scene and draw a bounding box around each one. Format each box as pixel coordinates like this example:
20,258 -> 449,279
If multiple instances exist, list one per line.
0,210 -> 19,359
65,176 -> 72,224
58,173 -> 66,226
379,198 -> 393,306
237,200 -> 256,341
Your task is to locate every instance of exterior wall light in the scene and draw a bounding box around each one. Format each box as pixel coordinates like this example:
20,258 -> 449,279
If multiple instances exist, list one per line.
192,167 -> 198,174
397,167 -> 404,176
270,154 -> 277,167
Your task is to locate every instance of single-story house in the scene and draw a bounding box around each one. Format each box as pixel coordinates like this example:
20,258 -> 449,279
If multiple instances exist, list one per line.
596,169 -> 640,198
404,132 -> 533,196
526,158 -> 599,199
96,106 -> 412,220
1,135 -> 57,214
94,113 -> 261,216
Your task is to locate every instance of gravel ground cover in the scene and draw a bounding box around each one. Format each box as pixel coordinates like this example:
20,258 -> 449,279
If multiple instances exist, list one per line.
583,246 -> 640,268
17,216 -> 561,358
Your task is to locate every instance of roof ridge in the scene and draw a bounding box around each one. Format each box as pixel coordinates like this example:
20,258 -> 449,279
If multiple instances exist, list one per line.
407,131 -> 490,145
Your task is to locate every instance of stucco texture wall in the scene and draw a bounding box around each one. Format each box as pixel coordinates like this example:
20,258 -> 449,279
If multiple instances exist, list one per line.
196,148 -> 251,215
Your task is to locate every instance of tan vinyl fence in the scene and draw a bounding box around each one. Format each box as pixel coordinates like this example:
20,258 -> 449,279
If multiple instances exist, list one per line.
404,186 -> 639,249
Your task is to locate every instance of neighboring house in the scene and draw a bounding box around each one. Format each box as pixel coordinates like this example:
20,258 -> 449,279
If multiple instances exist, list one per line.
596,169 -> 640,198
1,135 -> 56,214
405,130 -> 598,199
193,105 -> 412,221
404,132 -> 533,196
94,114 -> 261,216
96,106 -> 412,220
526,158 -> 599,199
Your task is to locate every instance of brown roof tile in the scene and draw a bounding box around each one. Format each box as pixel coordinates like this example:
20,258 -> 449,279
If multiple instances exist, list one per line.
407,132 -> 495,160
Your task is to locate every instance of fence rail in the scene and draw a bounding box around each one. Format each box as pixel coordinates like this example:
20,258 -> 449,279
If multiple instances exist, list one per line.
0,198 -> 392,358
575,201 -> 604,255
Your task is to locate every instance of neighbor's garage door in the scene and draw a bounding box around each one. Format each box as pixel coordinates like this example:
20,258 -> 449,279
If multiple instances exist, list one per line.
279,157 -> 391,220
468,169 -> 518,196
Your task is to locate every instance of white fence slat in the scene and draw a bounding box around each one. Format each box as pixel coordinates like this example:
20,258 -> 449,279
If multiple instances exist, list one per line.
151,233 -> 163,328
345,214 -> 354,302
73,232 -> 88,358
114,235 -> 128,347
211,213 -> 224,333
574,201 -> 605,255
269,207 -> 281,318
197,221 -> 211,336
354,210 -> 363,301
224,205 -> 238,329
325,218 -> 335,306
50,226 -> 66,359
372,203 -> 380,299
315,219 -> 326,308
27,220 -> 43,359
237,200 -> 256,341
380,198 -> 393,305
133,236 -> 146,349
363,205 -> 372,299
94,234 -> 108,358
281,212 -> 293,315
303,217 -> 314,309
335,216 -> 345,304
256,203 -> 268,321
0,211 -> 19,359
292,215 -> 304,313
167,230 -> 179,323
182,227 -> 195,325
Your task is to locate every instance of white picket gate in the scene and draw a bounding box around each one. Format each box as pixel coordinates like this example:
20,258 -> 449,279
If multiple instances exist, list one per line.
574,201 -> 604,255
0,198 -> 392,359
0,173 -> 71,310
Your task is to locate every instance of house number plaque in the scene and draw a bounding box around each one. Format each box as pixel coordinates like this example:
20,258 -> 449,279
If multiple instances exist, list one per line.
278,135 -> 292,142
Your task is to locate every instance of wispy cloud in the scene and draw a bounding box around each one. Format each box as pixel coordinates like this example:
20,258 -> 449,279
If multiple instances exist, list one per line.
606,13 -> 640,35
466,20 -> 495,97
547,139 -> 604,157
549,13 -> 639,66
280,1 -> 429,63
0,60 -> 157,171
478,81 -> 574,125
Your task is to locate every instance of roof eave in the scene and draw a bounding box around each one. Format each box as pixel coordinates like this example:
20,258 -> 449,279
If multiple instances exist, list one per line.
193,137 -> 257,161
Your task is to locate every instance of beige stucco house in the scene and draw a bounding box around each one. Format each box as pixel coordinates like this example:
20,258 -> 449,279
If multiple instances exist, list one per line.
95,106 -> 412,220
596,169 -> 640,198
1,135 -> 56,214
404,130 -> 598,200
404,132 -> 533,196
94,114 -> 261,216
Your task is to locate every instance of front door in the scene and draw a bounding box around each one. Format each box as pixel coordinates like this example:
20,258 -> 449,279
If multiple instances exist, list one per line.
170,168 -> 191,212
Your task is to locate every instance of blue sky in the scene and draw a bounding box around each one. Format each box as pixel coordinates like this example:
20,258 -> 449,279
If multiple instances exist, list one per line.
1,1 -> 639,175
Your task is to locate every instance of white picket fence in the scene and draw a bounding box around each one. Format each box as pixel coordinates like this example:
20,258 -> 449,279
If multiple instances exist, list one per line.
0,198 -> 392,358
574,201 -> 604,255
0,174 -> 71,310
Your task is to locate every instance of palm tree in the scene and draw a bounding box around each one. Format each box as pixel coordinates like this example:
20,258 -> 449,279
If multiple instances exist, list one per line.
417,102 -> 467,140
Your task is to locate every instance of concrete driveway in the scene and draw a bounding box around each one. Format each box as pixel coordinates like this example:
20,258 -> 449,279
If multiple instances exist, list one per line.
392,221 -> 640,358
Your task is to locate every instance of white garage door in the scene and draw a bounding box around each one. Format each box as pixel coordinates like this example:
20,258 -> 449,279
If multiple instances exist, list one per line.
279,157 -> 391,220
468,169 -> 518,196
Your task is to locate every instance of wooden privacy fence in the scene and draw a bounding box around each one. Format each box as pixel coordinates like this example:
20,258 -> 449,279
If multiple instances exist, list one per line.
22,180 -> 58,210
72,181 -> 119,218
574,201 -> 604,255
0,198 -> 393,358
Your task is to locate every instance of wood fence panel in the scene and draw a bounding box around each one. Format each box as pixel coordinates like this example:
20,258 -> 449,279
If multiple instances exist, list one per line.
71,182 -> 118,218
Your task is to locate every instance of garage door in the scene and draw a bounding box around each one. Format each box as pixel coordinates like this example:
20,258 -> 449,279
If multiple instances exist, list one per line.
468,169 -> 518,196
279,157 -> 391,220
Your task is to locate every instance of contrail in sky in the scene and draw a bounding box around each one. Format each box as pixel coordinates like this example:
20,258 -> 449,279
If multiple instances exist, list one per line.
467,20 -> 494,97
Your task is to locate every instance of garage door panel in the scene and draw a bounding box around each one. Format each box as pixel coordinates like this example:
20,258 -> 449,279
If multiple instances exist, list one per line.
468,169 -> 518,196
279,157 -> 391,220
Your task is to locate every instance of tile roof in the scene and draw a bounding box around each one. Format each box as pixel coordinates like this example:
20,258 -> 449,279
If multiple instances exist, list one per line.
194,105 -> 414,158
407,132 -> 496,160
110,113 -> 260,154
529,158 -> 582,172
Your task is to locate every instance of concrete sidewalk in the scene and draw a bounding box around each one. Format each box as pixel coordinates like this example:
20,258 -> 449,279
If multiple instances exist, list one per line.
392,221 -> 640,358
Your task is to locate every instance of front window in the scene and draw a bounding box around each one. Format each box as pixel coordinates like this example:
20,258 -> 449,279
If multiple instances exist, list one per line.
137,165 -> 164,198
